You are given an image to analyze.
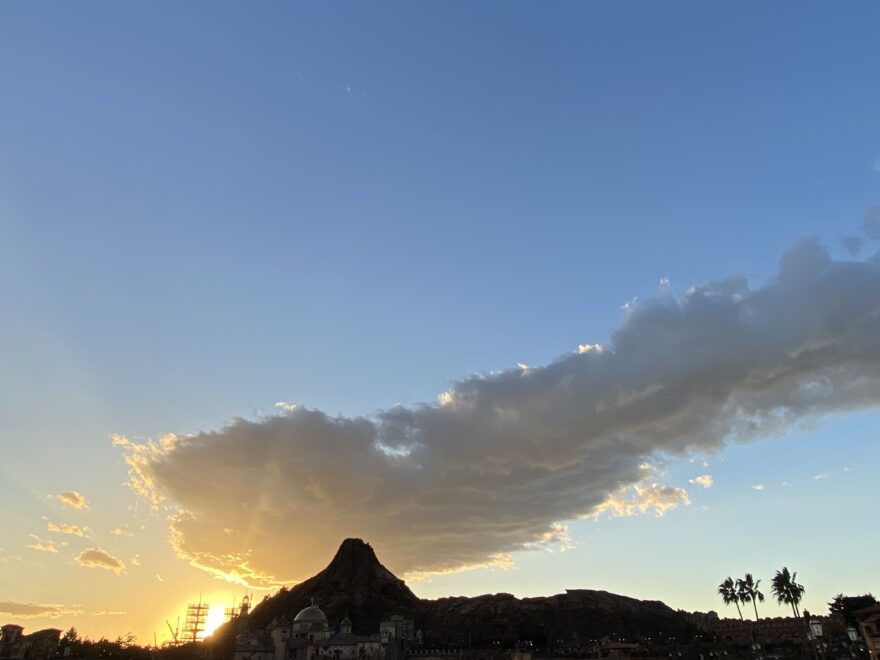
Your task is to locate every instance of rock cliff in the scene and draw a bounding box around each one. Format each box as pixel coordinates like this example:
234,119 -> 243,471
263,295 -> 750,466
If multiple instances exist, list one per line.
220,538 -> 693,647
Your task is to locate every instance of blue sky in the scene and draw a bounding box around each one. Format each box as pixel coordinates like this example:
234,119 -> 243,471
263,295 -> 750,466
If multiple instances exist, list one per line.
1,1 -> 879,643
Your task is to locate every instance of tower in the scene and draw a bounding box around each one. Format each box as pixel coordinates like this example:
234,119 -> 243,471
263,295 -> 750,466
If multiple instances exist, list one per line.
182,598 -> 210,643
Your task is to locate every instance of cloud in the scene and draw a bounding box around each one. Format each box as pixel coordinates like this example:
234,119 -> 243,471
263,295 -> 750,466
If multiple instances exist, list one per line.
115,240 -> 880,587
27,535 -> 61,554
842,236 -> 863,256
813,472 -> 829,480
752,484 -> 765,491
594,481 -> 690,518
689,474 -> 714,489
865,206 -> 880,240
0,601 -> 81,619
47,521 -> 88,537
405,553 -> 515,583
109,528 -> 133,537
56,491 -> 89,510
0,601 -> 124,619
533,522 -> 575,552
75,548 -> 126,574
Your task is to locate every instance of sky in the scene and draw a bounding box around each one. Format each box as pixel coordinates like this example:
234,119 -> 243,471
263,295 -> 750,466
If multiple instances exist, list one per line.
1,0 -> 880,647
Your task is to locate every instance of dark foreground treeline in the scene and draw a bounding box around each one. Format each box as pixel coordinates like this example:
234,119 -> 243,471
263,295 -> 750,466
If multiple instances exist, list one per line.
55,628 -> 222,660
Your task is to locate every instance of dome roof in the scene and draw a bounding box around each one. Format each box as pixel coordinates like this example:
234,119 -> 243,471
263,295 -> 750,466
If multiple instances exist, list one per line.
294,605 -> 327,623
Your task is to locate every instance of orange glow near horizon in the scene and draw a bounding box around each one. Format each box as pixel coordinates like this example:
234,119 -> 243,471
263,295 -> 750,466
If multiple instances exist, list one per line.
202,606 -> 225,639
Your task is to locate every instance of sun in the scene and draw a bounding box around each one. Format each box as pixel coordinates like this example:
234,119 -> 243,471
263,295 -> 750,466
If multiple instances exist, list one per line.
203,605 -> 226,638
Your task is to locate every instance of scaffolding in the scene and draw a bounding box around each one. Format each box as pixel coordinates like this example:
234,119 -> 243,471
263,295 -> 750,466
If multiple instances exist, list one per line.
225,594 -> 251,624
182,598 -> 210,643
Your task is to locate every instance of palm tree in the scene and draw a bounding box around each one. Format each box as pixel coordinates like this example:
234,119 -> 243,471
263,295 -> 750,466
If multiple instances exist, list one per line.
718,576 -> 744,620
737,573 -> 765,620
771,567 -> 805,618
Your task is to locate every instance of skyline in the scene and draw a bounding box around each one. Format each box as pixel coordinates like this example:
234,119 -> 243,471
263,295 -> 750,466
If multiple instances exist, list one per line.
2,0 -> 879,647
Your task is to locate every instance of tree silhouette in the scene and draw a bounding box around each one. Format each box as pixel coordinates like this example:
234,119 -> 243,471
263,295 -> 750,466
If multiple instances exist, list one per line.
737,573 -> 765,620
718,577 -> 744,620
829,593 -> 878,627
771,567 -> 805,617
55,629 -> 149,660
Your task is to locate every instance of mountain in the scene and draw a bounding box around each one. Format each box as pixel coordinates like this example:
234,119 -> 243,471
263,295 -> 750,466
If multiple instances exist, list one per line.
415,589 -> 692,647
243,538 -> 419,635
215,538 -> 694,648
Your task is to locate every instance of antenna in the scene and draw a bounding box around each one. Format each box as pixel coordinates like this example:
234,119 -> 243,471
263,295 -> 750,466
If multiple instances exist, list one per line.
182,595 -> 210,643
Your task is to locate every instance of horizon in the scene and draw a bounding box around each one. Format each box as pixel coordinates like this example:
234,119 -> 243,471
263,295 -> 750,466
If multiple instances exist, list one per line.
4,536 -> 868,642
1,0 -> 879,648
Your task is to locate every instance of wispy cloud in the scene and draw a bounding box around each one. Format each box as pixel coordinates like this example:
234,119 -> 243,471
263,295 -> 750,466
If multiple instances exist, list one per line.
47,521 -> 88,537
75,548 -> 126,574
689,474 -> 714,489
813,472 -> 830,480
842,236 -> 863,257
0,601 -> 124,619
752,484 -> 765,491
56,491 -> 89,510
865,205 -> 880,239
26,535 -> 62,554
594,481 -> 691,518
0,601 -> 81,619
116,240 -> 880,586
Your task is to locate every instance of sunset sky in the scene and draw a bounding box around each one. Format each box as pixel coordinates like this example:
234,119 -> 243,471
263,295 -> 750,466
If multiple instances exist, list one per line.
2,0 -> 880,647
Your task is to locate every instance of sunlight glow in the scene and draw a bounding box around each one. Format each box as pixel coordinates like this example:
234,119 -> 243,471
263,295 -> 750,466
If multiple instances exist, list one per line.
203,606 -> 225,638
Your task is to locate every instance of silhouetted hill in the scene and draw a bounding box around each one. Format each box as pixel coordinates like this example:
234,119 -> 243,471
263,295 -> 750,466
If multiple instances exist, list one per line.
214,538 -> 694,648
414,589 -> 691,647
246,538 -> 419,634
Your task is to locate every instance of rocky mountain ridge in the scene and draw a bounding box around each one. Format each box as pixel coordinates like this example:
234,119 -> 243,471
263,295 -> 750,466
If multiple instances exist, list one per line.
219,538 -> 694,647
